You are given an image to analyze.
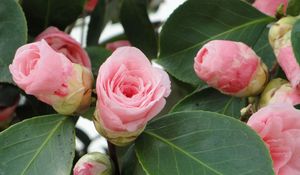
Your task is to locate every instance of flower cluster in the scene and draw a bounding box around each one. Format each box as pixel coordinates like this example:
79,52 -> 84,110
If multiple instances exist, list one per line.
6,0 -> 300,174
192,10 -> 300,175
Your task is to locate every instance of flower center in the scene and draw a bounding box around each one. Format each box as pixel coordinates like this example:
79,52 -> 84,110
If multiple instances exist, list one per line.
121,85 -> 139,98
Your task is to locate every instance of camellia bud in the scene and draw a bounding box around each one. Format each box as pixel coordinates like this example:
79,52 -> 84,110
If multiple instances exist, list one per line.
9,40 -> 93,115
51,64 -> 93,115
194,40 -> 268,97
269,16 -> 300,91
269,16 -> 298,50
252,0 -> 288,16
73,152 -> 113,175
258,78 -> 300,108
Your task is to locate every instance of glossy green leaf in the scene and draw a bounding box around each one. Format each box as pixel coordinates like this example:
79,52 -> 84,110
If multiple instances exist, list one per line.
135,111 -> 274,175
86,0 -> 106,46
0,0 -> 27,83
287,0 -> 300,16
171,88 -> 245,119
291,18 -> 300,65
85,46 -> 111,76
157,75 -> 195,117
120,0 -> 158,58
253,27 -> 276,70
158,0 -> 274,85
0,115 -> 75,175
121,145 -> 147,175
21,0 -> 85,36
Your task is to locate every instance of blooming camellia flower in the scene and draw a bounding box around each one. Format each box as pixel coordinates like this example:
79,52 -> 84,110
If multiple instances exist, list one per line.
36,27 -> 91,69
9,40 -> 93,115
194,40 -> 268,97
105,40 -> 131,52
94,47 -> 171,146
73,152 -> 113,175
253,0 -> 288,16
247,103 -> 300,175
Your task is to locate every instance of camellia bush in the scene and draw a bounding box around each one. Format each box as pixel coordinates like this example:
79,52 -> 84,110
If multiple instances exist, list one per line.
2,0 -> 300,174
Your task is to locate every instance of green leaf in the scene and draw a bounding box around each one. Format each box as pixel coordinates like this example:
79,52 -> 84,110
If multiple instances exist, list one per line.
253,27 -> 276,70
21,0 -> 85,36
171,88 -> 245,119
0,114 -> 75,175
158,0 -> 274,85
291,18 -> 300,65
287,0 -> 300,16
156,75 -> 195,117
120,0 -> 158,58
135,111 -> 275,175
85,46 -> 111,76
86,0 -> 106,46
121,145 -> 147,175
0,0 -> 27,83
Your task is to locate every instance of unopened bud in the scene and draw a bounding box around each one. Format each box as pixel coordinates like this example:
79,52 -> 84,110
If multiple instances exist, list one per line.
52,64 -> 93,115
259,78 -> 300,108
269,16 -> 298,50
73,152 -> 113,175
194,40 -> 268,97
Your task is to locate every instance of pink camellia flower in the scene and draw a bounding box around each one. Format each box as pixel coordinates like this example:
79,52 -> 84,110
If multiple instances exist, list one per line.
105,40 -> 131,52
247,103 -> 300,175
36,27 -> 91,69
253,0 -> 288,16
73,152 -> 113,175
85,0 -> 98,12
194,40 -> 268,97
9,40 -> 93,115
94,46 -> 171,146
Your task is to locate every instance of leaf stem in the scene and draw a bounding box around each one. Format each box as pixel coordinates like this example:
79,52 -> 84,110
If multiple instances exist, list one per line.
107,141 -> 120,175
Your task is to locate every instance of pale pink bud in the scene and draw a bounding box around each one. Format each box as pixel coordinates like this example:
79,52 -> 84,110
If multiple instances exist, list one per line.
253,0 -> 288,16
73,152 -> 113,175
259,78 -> 300,108
269,16 -> 298,50
9,40 -> 93,115
247,103 -> 300,175
94,47 -> 171,146
105,40 -> 131,52
36,27 -> 91,69
194,40 -> 268,97
277,45 -> 300,91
